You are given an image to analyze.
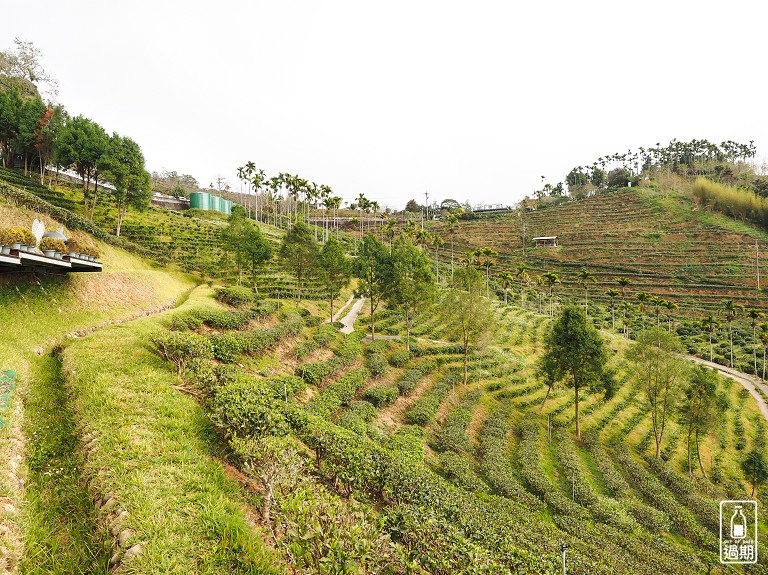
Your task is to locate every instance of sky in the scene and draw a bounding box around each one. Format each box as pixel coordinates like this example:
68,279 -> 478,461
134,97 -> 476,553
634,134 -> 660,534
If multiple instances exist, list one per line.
5,1 -> 768,211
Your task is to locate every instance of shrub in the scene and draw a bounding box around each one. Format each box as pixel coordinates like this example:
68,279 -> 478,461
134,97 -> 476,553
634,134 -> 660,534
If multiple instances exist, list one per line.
388,349 -> 411,367
79,243 -> 100,258
295,339 -> 320,360
209,375 -> 287,438
153,330 -> 214,377
306,368 -> 370,419
335,335 -> 362,365
215,286 -> 255,307
337,411 -> 367,435
396,360 -> 436,395
362,385 -> 399,407
366,352 -> 388,378
404,370 -> 460,425
348,400 -> 376,422
313,324 -> 337,346
39,237 -> 66,253
296,360 -> 338,385
266,375 -> 306,399
438,451 -> 488,492
2,227 -> 36,247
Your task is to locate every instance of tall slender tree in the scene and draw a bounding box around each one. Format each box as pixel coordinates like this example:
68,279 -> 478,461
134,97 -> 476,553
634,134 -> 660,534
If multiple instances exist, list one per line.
538,305 -> 609,438
605,288 -> 619,331
385,236 -> 436,351
627,327 -> 688,458
701,315 -> 719,362
279,222 -> 319,302
721,299 -> 744,368
354,234 -> 391,341
748,309 -> 763,376
498,271 -> 514,304
318,237 -> 352,321
576,267 -> 596,315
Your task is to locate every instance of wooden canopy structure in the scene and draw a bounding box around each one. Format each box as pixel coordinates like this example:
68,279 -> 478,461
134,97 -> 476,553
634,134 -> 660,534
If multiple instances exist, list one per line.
0,249 -> 101,274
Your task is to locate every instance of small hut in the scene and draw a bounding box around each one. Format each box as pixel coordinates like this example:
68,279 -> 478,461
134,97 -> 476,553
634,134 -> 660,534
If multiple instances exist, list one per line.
532,236 -> 558,247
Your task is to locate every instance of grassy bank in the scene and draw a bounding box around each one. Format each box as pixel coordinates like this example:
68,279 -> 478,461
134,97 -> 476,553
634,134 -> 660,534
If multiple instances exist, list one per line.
58,286 -> 282,574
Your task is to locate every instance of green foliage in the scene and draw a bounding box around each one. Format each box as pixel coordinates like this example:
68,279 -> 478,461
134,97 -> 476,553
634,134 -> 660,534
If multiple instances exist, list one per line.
306,368 -> 370,418
538,305 -> 609,437
215,286 -> 255,307
366,351 -> 388,378
208,312 -> 304,362
295,360 -> 339,385
294,339 -> 319,360
742,449 -> 768,496
405,370 -> 460,425
362,385 -> 399,407
39,236 -> 65,252
626,327 -> 689,456
437,451 -> 488,492
388,349 -> 411,367
478,407 -> 544,509
279,222 -> 319,301
153,330 -> 214,377
334,334 -> 362,365
266,375 -> 306,399
317,236 -> 351,319
348,400 -> 377,423
397,360 -> 436,395
209,373 -> 287,438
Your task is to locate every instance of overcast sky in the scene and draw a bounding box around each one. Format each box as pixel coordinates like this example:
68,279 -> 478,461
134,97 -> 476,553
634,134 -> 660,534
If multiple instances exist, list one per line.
5,1 -> 767,210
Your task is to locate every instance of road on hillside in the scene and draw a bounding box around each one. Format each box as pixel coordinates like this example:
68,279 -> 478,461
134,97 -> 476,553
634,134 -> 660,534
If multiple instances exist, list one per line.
686,356 -> 768,421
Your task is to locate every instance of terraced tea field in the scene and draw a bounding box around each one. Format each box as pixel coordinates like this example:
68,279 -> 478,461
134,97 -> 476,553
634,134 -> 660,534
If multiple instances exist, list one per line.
430,187 -> 768,316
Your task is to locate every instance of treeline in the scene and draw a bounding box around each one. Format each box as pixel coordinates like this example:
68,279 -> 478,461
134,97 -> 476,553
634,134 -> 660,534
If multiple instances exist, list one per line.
692,177 -> 768,228
531,138 -> 759,204
0,39 -> 151,235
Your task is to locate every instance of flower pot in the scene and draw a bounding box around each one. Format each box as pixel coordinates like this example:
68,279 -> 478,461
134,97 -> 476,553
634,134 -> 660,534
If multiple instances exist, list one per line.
0,246 -> 9,255
69,251 -> 78,258
19,244 -> 28,252
43,249 -> 56,258
11,242 -> 21,250
54,252 -> 63,260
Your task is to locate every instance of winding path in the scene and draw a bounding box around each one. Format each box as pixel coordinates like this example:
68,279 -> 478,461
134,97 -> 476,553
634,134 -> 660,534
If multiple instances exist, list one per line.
339,297 -> 366,334
686,355 -> 768,421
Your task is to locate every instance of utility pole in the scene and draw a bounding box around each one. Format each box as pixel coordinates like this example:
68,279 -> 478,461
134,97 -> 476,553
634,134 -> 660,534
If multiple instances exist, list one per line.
757,239 -> 760,291
422,191 -> 429,230
561,542 -> 567,575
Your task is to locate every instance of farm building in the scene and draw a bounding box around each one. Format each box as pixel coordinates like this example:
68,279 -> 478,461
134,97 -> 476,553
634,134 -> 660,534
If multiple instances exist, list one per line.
532,236 -> 558,247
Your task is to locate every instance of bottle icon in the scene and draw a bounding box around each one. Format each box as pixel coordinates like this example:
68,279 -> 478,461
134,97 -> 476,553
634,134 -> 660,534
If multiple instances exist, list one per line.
731,505 -> 747,539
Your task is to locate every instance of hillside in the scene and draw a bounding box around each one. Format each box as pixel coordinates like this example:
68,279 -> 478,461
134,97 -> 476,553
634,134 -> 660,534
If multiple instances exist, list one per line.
3,167 -> 768,574
431,186 -> 768,315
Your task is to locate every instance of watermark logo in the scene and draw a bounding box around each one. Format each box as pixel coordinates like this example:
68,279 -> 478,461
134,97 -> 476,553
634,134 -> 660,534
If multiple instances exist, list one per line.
720,500 -> 758,564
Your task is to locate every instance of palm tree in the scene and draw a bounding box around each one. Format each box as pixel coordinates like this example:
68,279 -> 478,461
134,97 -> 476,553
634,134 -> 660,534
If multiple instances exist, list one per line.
542,271 -> 560,316
663,300 -> 678,332
498,271 -> 514,304
748,309 -> 763,376
477,247 -> 498,298
635,291 -> 652,332
721,299 -> 744,368
576,268 -> 596,315
701,315 -> 719,362
415,229 -> 432,251
445,213 -> 460,281
605,288 -> 619,331
617,277 -> 632,337
759,322 -> 768,380
432,233 -> 444,283
383,220 -> 396,252
516,262 -> 529,307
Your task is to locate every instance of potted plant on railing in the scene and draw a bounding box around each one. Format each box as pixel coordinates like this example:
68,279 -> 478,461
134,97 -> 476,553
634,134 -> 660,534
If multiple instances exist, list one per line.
80,245 -> 100,262
39,237 -> 67,259
1,228 -> 37,252
66,240 -> 81,259
0,229 -> 11,255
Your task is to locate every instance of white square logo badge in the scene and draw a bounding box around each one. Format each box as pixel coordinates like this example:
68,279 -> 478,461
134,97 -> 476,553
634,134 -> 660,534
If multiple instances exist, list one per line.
720,500 -> 758,564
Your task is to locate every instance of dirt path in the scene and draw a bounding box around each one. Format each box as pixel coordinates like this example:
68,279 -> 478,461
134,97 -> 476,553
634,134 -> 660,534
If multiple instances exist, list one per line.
339,297 -> 365,334
686,355 -> 768,421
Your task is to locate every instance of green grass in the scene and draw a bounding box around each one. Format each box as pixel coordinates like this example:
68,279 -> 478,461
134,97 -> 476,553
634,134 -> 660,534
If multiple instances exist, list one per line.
59,286 -> 282,574
20,352 -> 109,574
